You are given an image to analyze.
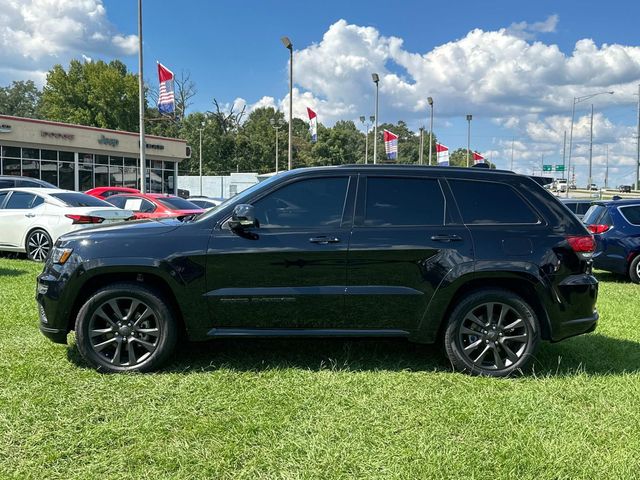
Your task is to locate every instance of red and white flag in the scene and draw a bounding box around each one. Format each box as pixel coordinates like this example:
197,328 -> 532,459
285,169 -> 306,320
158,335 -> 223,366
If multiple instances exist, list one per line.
157,62 -> 175,115
307,107 -> 317,143
383,129 -> 398,160
473,151 -> 485,164
436,143 -> 449,166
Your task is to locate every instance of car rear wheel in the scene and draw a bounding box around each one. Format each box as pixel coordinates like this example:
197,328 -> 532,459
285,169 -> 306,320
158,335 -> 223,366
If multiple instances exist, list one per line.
75,283 -> 177,373
26,229 -> 52,262
629,256 -> 640,284
444,289 -> 540,377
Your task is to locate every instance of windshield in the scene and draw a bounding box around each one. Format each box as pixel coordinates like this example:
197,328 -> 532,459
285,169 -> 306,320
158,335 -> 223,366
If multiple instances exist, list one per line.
50,192 -> 112,207
155,196 -> 202,210
195,174 -> 283,221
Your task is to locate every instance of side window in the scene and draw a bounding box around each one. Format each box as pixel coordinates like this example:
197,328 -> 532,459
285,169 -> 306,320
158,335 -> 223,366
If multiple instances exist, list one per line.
363,177 -> 445,226
449,180 -> 539,224
0,191 -> 8,208
106,196 -> 127,209
619,206 -> 640,226
0,180 -> 12,188
4,192 -> 37,209
31,195 -> 44,208
252,177 -> 349,229
576,203 -> 592,215
140,199 -> 156,213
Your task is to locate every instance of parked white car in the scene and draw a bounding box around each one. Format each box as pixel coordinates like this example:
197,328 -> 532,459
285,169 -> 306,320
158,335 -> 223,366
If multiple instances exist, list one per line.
0,188 -> 133,261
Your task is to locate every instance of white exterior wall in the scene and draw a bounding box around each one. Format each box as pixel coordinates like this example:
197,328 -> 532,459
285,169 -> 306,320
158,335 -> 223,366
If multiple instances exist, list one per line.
177,173 -> 260,199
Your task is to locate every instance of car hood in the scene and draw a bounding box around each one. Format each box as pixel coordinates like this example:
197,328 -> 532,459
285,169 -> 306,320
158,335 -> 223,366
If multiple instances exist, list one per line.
58,217 -> 183,242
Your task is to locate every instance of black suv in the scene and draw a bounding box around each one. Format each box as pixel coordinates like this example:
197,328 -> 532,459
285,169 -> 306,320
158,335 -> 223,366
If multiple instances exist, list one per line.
37,166 -> 598,376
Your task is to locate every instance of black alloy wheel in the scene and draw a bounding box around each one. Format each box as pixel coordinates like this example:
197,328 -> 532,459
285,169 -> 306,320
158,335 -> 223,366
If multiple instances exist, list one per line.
26,229 -> 52,262
75,283 -> 177,372
444,289 -> 539,377
629,255 -> 640,284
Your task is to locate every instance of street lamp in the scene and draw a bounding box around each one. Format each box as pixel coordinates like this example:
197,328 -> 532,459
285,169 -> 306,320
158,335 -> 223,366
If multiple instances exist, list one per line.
419,127 -> 424,164
427,97 -> 434,166
360,115 -> 371,164
198,121 -> 205,195
372,73 -> 380,164
466,114 -> 473,167
270,118 -> 284,173
567,90 -> 614,192
281,36 -> 293,170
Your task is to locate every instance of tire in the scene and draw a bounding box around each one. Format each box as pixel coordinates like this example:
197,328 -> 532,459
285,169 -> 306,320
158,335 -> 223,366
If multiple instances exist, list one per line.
26,229 -> 52,262
75,283 -> 178,373
444,289 -> 540,377
629,255 -> 640,284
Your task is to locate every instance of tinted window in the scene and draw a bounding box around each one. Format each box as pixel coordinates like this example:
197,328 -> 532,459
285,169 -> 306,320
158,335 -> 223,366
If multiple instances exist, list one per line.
449,180 -> 539,224
0,180 -> 13,188
620,206 -> 640,226
253,177 -> 349,229
583,205 -> 607,225
105,196 -> 126,208
50,193 -> 111,207
32,195 -> 44,208
155,196 -> 201,210
575,203 -> 593,215
364,177 -> 444,226
0,191 -> 8,207
114,197 -> 156,213
5,192 -> 37,209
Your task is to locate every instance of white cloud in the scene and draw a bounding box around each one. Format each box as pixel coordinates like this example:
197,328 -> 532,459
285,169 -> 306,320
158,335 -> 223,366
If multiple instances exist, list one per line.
0,0 -> 137,85
506,14 -> 559,40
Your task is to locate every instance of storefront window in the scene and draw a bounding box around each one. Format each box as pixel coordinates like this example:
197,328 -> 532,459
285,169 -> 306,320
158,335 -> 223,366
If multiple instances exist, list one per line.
149,169 -> 163,193
59,162 -> 75,190
96,155 -> 109,164
163,169 -> 174,194
124,157 -> 137,167
94,164 -> 109,188
123,166 -> 138,189
3,146 -> 20,158
59,151 -> 74,162
79,164 -> 93,191
2,158 -> 20,175
22,159 -> 40,178
109,165 -> 124,187
41,149 -> 58,161
22,148 -> 39,159
41,161 -> 58,185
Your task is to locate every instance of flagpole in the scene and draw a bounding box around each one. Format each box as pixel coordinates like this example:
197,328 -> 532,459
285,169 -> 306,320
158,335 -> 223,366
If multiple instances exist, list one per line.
137,0 -> 146,193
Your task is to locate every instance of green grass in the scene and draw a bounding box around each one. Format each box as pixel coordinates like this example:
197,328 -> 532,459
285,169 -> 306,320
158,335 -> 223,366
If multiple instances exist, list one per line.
1,256 -> 640,479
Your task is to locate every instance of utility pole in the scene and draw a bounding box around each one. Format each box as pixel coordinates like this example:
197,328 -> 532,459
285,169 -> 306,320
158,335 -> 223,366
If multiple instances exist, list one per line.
137,0 -> 146,193
605,144 -> 609,189
372,74 -> 380,164
588,104 -> 594,188
428,97 -> 434,166
510,137 -> 514,171
466,114 -> 472,167
562,131 -> 566,179
636,83 -> 640,190
419,127 -> 424,164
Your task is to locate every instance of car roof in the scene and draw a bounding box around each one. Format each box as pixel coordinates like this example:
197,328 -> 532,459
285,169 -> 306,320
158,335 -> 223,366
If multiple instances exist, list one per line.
560,198 -> 593,203
0,187 -> 72,195
596,198 -> 640,207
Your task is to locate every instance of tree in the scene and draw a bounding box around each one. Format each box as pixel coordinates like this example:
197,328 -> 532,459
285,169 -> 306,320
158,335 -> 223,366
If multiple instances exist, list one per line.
40,59 -> 139,131
372,121 -> 420,164
0,80 -> 42,118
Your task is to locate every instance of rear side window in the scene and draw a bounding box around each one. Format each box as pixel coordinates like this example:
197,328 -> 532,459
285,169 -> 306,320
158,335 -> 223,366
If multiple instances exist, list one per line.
363,177 -> 445,226
619,206 -> 640,226
105,196 -> 126,208
449,179 -> 539,224
155,196 -> 201,210
50,193 -> 111,207
583,205 -> 607,225
4,192 -> 37,209
0,191 -> 9,207
575,203 -> 592,215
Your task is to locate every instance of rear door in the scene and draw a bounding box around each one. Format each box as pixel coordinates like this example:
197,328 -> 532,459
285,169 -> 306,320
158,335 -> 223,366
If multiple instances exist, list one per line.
345,174 -> 474,331
0,191 -> 40,247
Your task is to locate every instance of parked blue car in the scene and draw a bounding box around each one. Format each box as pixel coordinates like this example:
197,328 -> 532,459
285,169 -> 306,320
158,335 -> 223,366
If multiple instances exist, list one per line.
583,199 -> 640,283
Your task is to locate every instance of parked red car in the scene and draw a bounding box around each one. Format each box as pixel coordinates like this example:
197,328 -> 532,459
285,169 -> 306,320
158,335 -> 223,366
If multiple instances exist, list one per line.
85,187 -> 141,199
105,193 -> 204,219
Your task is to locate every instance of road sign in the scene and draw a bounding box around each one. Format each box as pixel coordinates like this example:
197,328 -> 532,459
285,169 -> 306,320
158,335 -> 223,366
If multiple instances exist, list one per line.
543,165 -> 552,172
555,165 -> 565,172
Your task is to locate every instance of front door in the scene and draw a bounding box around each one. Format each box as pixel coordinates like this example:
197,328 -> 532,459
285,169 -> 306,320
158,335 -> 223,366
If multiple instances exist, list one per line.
206,174 -> 355,330
0,191 -> 40,248
346,175 -> 474,331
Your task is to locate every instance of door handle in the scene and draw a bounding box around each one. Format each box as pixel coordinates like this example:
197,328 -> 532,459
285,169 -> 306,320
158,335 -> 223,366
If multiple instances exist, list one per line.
24,213 -> 36,218
430,234 -> 462,242
309,236 -> 340,244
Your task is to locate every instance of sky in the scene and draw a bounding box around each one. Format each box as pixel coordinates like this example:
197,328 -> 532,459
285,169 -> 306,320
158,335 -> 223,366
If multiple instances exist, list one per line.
2,0 -> 640,186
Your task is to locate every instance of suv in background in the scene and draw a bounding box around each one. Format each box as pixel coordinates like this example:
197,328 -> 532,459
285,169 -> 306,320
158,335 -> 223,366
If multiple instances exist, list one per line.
583,199 -> 640,283
618,185 -> 632,193
560,198 -> 593,220
0,176 -> 57,189
37,166 -> 599,377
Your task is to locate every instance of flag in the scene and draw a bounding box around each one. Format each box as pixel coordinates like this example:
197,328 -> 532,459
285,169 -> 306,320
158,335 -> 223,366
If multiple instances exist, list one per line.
307,107 -> 317,143
157,62 -> 175,115
473,151 -> 485,164
383,129 -> 399,160
436,143 -> 449,166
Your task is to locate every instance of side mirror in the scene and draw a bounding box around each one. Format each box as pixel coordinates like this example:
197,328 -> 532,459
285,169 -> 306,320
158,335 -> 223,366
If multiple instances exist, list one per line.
229,204 -> 258,230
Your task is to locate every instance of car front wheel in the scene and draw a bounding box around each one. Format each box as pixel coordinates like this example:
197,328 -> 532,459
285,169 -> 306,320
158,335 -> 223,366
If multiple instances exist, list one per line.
444,289 -> 540,377
26,229 -> 52,262
629,255 -> 640,284
75,283 -> 177,373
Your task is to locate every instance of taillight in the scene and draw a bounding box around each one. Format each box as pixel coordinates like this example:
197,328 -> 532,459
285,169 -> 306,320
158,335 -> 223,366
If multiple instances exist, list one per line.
65,214 -> 104,224
566,235 -> 596,258
587,224 -> 610,234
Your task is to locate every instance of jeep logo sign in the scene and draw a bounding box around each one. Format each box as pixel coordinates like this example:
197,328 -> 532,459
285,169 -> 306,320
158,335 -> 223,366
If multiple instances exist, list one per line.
0,123 -> 11,133
98,135 -> 119,147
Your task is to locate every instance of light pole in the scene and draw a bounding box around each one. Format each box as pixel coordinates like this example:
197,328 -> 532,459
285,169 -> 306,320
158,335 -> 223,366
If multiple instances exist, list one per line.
419,127 -> 424,164
359,116 -> 371,164
466,114 -> 473,167
567,90 -> 614,192
137,0 -> 146,193
588,104 -> 594,188
198,122 -> 204,195
605,144 -> 609,189
372,73 -> 379,164
270,118 -> 284,173
428,97 -> 434,166
281,36 -> 293,170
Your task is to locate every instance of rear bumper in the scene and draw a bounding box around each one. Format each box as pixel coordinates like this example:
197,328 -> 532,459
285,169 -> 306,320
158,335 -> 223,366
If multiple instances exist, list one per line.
39,324 -> 68,344
550,311 -> 599,342
547,273 -> 599,341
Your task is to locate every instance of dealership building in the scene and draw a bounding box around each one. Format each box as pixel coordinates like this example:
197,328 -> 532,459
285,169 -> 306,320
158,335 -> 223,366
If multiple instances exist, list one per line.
0,115 -> 190,194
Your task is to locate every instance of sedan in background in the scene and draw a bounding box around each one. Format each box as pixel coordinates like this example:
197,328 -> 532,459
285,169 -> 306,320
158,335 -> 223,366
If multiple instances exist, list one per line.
187,196 -> 224,210
105,193 -> 204,220
0,188 -> 133,261
0,175 -> 57,189
583,199 -> 640,283
85,186 -> 140,199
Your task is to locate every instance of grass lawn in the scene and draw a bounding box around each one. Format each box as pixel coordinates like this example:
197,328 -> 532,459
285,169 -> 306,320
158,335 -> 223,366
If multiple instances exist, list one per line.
1,256 -> 640,479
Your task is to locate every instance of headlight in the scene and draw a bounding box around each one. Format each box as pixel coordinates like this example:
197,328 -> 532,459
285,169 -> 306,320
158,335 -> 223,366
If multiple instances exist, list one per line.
50,247 -> 73,265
